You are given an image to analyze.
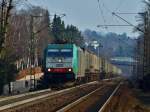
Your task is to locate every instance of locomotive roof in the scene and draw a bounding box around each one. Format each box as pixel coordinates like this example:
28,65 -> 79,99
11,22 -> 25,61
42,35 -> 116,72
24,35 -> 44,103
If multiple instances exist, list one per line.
47,44 -> 75,49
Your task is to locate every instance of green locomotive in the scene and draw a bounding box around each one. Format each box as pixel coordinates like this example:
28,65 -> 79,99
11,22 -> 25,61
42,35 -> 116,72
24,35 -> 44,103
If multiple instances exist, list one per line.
43,44 -> 122,84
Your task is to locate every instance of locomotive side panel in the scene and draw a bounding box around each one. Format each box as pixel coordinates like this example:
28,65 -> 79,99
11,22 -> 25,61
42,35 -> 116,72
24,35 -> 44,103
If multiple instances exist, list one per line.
72,45 -> 78,79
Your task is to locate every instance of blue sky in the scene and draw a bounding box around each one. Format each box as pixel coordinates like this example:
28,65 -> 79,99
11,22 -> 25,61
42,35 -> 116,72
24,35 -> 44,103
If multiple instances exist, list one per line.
27,0 -> 144,37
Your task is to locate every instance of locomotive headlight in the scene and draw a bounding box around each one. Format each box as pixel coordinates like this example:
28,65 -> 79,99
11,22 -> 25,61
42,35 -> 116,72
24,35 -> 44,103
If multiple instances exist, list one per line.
68,68 -> 72,72
58,59 -> 62,62
48,68 -> 51,72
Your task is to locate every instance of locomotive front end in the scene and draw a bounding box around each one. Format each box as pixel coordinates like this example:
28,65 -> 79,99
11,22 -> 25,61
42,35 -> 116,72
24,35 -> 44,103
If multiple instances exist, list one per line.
43,44 -> 75,83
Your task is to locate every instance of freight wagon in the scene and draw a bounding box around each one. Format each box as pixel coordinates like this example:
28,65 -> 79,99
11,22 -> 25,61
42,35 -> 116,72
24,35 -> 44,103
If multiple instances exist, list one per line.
42,44 -> 122,84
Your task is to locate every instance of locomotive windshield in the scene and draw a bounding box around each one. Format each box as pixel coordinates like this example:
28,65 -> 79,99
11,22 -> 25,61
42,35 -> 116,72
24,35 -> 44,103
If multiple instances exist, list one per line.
47,49 -> 73,57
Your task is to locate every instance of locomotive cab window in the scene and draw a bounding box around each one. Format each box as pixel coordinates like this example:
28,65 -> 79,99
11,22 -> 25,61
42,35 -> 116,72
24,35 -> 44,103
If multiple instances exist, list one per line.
60,49 -> 73,57
47,49 -> 73,57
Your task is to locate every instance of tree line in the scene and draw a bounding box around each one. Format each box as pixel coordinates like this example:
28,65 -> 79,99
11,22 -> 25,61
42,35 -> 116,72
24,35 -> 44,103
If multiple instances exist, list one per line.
52,14 -> 84,46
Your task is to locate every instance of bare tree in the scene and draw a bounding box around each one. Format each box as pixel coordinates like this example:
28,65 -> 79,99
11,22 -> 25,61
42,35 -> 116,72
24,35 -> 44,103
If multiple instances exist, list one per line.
0,0 -> 13,52
0,0 -> 26,94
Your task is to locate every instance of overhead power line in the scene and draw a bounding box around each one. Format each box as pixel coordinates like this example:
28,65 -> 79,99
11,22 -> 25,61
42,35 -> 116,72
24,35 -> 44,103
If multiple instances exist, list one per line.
96,0 -> 144,33
97,0 -> 107,29
112,12 -> 144,33
115,12 -> 144,15
97,25 -> 131,27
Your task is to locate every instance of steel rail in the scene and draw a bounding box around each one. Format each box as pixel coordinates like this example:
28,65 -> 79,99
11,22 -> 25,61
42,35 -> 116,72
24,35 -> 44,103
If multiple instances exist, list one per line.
0,89 -> 51,102
98,82 -> 122,112
56,86 -> 105,112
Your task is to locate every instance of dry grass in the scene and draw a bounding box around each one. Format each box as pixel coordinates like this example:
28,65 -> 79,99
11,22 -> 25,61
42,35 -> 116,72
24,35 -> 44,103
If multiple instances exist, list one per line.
104,84 -> 150,112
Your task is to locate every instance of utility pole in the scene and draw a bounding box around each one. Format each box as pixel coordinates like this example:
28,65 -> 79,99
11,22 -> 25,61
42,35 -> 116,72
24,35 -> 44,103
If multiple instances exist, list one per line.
29,15 -> 45,90
143,11 -> 150,77
29,15 -> 35,91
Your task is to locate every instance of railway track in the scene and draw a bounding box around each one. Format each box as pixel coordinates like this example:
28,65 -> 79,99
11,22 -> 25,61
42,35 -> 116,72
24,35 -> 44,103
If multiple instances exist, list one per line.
0,81 -> 100,112
57,82 -> 122,112
0,89 -> 52,111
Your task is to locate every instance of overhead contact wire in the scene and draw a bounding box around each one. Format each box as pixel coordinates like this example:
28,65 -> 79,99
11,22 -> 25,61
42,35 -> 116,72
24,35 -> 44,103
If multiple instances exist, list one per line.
97,0 -> 108,30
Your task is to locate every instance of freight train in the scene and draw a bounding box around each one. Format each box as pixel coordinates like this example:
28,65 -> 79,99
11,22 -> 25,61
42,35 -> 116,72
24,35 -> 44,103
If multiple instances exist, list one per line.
42,44 -> 122,84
